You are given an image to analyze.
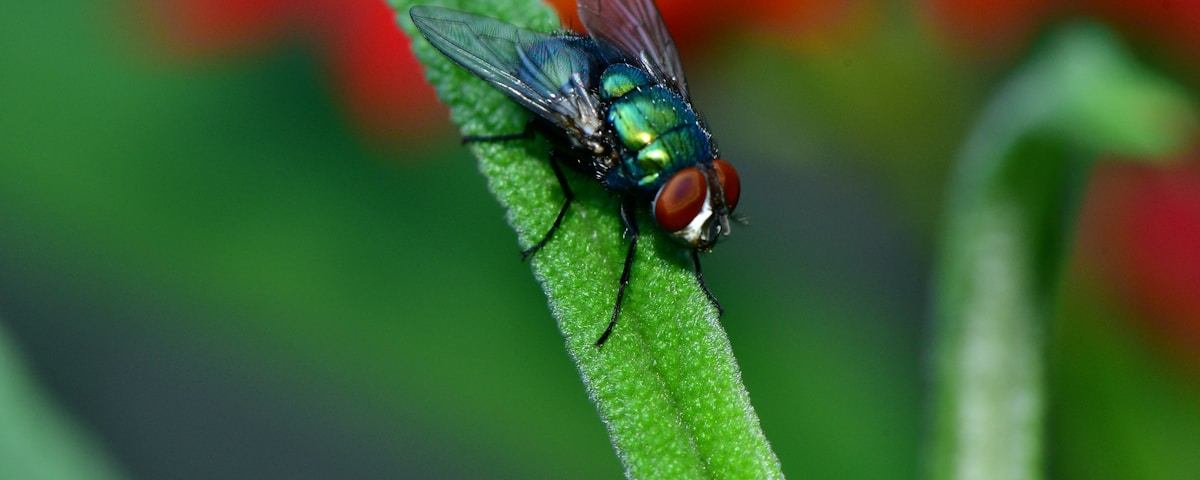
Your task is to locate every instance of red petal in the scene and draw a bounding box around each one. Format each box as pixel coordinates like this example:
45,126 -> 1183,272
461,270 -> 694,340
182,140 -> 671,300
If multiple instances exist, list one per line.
1079,153 -> 1200,362
138,0 -> 290,57
318,0 -> 444,145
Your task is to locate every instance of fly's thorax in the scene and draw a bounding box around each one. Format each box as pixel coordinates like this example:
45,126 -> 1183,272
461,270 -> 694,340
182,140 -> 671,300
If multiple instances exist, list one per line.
600,67 -> 709,190
600,63 -> 653,99
607,87 -> 695,151
632,126 -> 710,186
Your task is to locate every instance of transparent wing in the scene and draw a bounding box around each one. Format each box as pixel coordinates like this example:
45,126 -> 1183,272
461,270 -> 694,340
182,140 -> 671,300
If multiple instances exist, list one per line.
410,6 -> 605,141
578,0 -> 689,98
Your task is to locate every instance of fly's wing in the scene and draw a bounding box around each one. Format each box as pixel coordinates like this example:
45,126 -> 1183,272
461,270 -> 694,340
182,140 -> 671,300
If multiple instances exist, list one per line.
578,0 -> 689,99
410,6 -> 605,144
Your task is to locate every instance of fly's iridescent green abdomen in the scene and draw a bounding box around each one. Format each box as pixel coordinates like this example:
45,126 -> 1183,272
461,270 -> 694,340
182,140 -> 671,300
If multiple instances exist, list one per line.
409,0 -> 742,346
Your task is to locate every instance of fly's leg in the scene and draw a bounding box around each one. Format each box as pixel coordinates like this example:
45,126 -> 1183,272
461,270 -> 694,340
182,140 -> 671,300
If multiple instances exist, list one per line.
521,156 -> 574,260
461,119 -> 536,144
456,119 -> 572,261
595,198 -> 639,347
691,249 -> 723,315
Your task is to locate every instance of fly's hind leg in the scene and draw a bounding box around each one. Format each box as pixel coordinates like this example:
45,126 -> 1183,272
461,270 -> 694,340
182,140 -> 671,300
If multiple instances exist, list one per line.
455,119 -> 571,260
461,119 -> 536,144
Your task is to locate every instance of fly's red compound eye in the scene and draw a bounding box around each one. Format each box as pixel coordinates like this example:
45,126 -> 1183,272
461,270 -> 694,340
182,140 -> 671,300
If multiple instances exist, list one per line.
712,159 -> 740,212
654,167 -> 708,232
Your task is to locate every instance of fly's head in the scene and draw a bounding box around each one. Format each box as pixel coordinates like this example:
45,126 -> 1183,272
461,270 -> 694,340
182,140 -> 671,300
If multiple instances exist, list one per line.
651,159 -> 740,251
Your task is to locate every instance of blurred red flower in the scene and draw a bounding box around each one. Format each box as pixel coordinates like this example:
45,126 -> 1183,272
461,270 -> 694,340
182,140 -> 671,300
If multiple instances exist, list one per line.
137,0 -> 445,147
137,0 -> 289,56
734,0 -> 873,51
1078,153 -> 1200,363
547,0 -> 871,54
923,0 -> 1200,62
1082,0 -> 1200,59
921,0 -> 1053,58
547,0 -> 727,53
137,0 -> 875,147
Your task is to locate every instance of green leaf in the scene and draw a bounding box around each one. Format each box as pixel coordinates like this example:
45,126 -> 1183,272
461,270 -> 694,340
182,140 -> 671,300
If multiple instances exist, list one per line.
390,0 -> 781,478
928,23 -> 1196,480
0,319 -> 126,480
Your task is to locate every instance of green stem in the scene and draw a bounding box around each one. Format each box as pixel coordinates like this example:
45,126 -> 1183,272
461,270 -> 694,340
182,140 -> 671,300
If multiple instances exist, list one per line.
391,1 -> 782,478
929,23 -> 1195,480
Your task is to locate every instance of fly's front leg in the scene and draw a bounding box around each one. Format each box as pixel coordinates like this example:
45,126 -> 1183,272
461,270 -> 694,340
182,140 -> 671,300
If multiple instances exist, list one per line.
691,249 -> 723,315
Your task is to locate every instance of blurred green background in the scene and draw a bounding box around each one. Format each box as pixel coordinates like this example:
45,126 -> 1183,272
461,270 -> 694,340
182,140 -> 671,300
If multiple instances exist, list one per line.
2,0 -> 1199,478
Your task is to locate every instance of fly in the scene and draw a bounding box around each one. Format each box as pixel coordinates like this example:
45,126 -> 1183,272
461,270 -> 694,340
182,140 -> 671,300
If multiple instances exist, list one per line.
410,0 -> 741,346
